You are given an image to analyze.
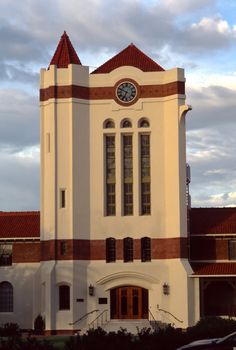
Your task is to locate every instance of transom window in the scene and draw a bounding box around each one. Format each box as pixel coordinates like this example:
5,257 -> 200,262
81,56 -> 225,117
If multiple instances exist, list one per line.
121,119 -> 132,128
0,282 -> 13,312
139,119 -> 150,128
104,119 -> 115,128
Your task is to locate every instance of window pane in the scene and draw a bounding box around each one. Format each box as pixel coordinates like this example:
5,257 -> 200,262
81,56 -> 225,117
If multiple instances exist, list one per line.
124,238 -> 133,262
141,237 -> 151,262
106,238 -> 116,262
59,285 -> 70,310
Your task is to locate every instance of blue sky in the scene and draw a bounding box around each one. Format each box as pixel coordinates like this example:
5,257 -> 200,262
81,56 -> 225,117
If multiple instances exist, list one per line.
0,0 -> 236,210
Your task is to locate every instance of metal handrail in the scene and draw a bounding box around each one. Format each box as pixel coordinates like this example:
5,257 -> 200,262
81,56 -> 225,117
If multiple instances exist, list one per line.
69,309 -> 99,325
157,307 -> 183,323
149,308 -> 156,322
89,309 -> 108,328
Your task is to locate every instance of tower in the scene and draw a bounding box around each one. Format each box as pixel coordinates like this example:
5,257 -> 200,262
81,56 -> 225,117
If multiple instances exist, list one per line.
39,32 -> 193,334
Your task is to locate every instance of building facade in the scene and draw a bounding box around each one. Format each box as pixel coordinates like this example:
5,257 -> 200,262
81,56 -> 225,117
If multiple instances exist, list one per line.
1,32 -> 235,334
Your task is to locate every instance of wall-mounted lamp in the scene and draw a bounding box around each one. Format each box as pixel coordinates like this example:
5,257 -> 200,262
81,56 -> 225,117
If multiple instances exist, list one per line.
163,283 -> 170,295
89,284 -> 94,296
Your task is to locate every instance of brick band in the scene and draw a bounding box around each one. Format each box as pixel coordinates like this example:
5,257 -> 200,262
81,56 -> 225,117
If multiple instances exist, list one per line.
12,237 -> 188,263
40,81 -> 185,102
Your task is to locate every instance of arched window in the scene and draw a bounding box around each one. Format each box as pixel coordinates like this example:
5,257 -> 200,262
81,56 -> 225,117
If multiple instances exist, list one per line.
0,282 -> 13,312
106,238 -> 116,262
139,118 -> 150,128
141,237 -> 151,262
59,285 -> 70,310
123,237 -> 133,262
104,119 -> 115,128
121,119 -> 132,128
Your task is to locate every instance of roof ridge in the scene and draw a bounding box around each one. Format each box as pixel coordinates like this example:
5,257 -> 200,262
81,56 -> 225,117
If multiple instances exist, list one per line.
92,43 -> 164,74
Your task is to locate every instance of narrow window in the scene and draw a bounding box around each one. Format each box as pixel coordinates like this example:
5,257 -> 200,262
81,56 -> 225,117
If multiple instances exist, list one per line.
46,133 -> 51,152
0,244 -> 12,266
123,135 -> 133,215
60,241 -> 67,256
105,136 -> 116,216
0,282 -> 13,312
106,238 -> 116,262
140,135 -> 151,215
59,285 -> 70,310
124,237 -> 133,262
229,240 -> 236,260
141,237 -> 151,262
60,189 -> 66,208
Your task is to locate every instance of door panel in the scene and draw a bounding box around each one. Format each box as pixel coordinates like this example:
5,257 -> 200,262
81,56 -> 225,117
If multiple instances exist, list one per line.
110,286 -> 148,319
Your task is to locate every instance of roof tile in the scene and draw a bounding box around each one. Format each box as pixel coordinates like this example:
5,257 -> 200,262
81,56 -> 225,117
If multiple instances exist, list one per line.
190,208 -> 236,235
92,43 -> 164,74
192,262 -> 236,275
0,212 -> 40,238
49,31 -> 81,68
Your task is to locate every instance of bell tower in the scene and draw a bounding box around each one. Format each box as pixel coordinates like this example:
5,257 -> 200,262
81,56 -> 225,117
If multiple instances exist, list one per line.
39,33 -> 193,334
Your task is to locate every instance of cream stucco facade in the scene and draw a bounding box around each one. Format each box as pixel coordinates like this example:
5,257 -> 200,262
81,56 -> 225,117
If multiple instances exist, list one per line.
0,35 -> 198,334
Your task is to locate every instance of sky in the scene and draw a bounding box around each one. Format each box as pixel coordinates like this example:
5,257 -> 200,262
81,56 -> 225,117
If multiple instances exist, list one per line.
0,0 -> 236,211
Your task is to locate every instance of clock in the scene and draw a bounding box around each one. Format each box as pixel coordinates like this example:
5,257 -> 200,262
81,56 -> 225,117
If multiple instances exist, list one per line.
116,81 -> 137,103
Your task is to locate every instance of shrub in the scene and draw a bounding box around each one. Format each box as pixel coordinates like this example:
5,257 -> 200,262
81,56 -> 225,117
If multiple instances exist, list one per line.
34,314 -> 45,335
0,323 -> 21,337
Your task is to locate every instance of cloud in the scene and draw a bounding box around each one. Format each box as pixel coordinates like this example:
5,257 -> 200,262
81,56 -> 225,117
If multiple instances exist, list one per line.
0,147 -> 39,211
0,89 -> 39,148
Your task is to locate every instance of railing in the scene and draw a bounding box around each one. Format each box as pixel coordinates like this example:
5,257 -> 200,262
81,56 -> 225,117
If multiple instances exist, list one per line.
89,309 -> 108,329
157,307 -> 183,326
69,309 -> 99,326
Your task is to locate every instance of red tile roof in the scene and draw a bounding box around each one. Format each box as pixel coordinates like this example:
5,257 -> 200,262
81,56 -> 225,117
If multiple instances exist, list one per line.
191,263 -> 236,275
190,208 -> 236,235
0,212 -> 40,239
92,44 -> 165,74
49,31 -> 81,68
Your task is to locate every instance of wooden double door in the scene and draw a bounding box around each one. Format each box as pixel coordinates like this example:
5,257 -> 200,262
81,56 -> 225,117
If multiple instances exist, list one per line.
110,286 -> 148,319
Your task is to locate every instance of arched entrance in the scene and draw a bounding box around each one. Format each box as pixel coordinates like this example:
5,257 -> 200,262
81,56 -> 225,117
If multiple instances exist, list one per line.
110,286 -> 148,319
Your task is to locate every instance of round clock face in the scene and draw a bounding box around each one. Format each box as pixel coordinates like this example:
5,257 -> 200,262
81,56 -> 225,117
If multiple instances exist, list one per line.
116,82 -> 137,103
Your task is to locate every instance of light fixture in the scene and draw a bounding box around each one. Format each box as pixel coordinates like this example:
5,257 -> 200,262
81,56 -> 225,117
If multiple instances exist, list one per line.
89,284 -> 94,296
163,283 -> 170,295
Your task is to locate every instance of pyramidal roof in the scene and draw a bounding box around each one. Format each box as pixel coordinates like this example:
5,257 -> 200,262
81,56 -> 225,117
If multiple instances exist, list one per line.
49,31 -> 81,68
92,43 -> 164,74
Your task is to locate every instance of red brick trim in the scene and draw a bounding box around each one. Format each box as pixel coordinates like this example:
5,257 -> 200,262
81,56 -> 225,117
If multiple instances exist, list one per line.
40,237 -> 188,261
40,81 -> 185,102
13,242 -> 41,263
10,237 -> 188,263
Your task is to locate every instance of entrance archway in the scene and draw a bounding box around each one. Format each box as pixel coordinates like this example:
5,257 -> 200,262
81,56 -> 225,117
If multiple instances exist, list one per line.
110,286 -> 148,319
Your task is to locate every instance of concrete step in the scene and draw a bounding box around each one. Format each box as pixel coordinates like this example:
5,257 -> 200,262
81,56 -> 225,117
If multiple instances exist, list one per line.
102,319 -> 151,334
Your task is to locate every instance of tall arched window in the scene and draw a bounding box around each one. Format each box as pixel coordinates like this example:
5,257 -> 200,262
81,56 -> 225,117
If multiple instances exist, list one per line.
106,238 -> 116,262
59,285 -> 70,310
0,282 -> 13,312
141,237 -> 151,262
123,237 -> 133,262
